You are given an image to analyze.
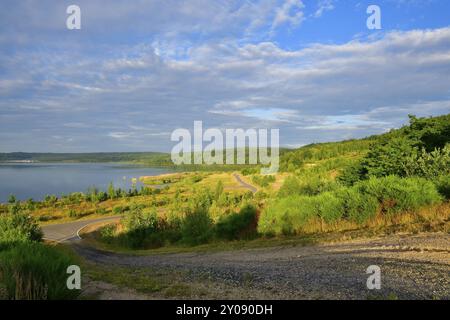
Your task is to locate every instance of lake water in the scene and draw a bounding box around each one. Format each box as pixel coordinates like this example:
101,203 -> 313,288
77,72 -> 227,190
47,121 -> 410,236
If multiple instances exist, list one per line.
0,162 -> 173,203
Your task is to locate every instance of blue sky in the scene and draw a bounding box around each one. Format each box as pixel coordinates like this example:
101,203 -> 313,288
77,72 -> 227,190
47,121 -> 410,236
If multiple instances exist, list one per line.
0,0 -> 449,152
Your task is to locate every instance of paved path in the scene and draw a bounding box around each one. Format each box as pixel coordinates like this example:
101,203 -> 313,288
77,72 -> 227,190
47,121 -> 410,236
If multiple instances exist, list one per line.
233,173 -> 257,193
42,215 -> 121,242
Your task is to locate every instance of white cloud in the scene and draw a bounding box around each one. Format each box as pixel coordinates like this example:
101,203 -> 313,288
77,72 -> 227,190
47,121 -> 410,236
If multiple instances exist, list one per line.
0,0 -> 449,152
271,0 -> 305,30
314,0 -> 335,18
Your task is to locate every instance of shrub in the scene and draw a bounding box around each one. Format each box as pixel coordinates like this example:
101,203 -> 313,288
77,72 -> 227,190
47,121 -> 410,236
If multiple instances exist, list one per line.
312,192 -> 344,223
277,176 -> 301,198
258,195 -> 316,235
215,204 -> 257,240
337,161 -> 365,186
181,208 -> 213,246
260,175 -> 443,235
122,207 -> 163,248
7,194 -> 17,204
95,208 -> 108,215
0,243 -> 80,300
44,194 -> 58,206
112,205 -> 130,215
299,176 -> 339,196
99,224 -> 117,244
333,187 -> 378,223
251,175 -> 275,187
68,209 -> 83,218
241,167 -> 258,176
433,174 -> 450,199
254,191 -> 268,201
278,175 -> 338,198
404,146 -> 450,178
0,207 -> 42,249
355,176 -> 442,214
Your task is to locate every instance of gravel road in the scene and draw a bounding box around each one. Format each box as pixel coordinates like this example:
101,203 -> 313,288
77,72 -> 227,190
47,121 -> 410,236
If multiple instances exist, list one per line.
74,232 -> 450,300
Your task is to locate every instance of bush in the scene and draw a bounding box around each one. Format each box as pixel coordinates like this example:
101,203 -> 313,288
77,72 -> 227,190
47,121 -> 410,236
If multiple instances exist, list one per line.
337,161 -> 365,186
112,205 -> 130,215
0,207 -> 42,249
44,195 -> 58,206
215,205 -> 257,240
95,208 -> 108,215
277,176 -> 301,198
7,194 -> 17,204
122,207 -> 163,249
241,167 -> 259,176
99,224 -> 117,244
254,191 -> 268,201
259,176 -> 442,235
404,146 -> 450,178
68,209 -> 83,218
278,175 -> 339,198
181,208 -> 213,246
333,187 -> 378,223
355,176 -> 442,214
258,195 -> 316,235
433,174 -> 450,199
0,243 -> 80,300
251,175 -> 275,187
312,192 -> 344,223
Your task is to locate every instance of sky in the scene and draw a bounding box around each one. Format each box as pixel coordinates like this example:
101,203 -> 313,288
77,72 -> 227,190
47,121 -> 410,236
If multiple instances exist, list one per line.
0,0 -> 449,152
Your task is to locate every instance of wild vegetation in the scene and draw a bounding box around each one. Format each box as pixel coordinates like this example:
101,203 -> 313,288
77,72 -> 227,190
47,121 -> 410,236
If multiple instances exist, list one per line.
65,114 -> 442,251
1,114 -> 449,298
0,203 -> 80,300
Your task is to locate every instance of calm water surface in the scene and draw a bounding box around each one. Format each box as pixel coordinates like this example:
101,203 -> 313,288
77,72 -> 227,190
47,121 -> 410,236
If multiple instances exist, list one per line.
0,162 -> 173,202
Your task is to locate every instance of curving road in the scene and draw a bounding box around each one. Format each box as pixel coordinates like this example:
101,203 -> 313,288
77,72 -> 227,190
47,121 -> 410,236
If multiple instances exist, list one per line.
233,173 -> 257,193
41,215 -> 121,242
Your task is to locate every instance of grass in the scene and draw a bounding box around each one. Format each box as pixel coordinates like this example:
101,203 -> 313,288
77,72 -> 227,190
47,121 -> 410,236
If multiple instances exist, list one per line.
84,262 -> 210,299
0,242 -> 81,300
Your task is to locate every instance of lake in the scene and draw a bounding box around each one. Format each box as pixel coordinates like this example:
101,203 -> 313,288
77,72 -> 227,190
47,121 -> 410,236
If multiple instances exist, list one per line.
0,162 -> 173,203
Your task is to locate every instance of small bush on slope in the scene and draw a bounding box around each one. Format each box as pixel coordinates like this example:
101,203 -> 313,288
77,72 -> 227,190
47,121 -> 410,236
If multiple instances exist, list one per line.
0,204 -> 42,250
215,204 -> 258,240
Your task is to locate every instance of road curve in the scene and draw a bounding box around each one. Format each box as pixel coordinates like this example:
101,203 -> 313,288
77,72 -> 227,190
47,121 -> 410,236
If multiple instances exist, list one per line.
41,215 -> 121,243
233,173 -> 257,193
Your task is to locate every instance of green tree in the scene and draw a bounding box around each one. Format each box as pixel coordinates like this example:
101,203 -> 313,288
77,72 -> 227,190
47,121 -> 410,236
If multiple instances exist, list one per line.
7,194 -> 16,204
107,182 -> 116,199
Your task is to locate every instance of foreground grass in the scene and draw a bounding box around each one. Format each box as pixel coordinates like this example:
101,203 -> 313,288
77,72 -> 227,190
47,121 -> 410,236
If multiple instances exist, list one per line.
83,264 -> 205,299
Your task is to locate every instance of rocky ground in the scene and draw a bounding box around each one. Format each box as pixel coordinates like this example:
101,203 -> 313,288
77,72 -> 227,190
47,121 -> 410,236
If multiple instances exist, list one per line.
74,232 -> 450,300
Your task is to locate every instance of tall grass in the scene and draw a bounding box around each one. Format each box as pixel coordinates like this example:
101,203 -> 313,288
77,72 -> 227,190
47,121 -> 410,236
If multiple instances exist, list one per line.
0,243 -> 80,300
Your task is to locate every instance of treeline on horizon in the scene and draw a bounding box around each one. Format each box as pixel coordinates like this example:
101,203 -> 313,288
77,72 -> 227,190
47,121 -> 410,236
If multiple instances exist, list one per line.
0,113 -> 449,172
0,151 -> 171,165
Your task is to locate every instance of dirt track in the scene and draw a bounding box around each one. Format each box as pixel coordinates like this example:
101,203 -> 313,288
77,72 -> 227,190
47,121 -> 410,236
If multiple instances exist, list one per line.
74,232 -> 450,300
